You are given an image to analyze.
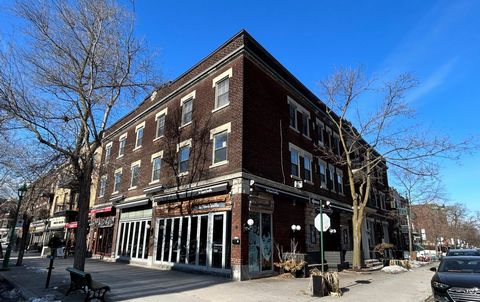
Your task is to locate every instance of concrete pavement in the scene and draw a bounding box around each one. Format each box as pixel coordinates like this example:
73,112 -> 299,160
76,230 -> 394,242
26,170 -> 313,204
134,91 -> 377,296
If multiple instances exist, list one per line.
0,252 -> 436,302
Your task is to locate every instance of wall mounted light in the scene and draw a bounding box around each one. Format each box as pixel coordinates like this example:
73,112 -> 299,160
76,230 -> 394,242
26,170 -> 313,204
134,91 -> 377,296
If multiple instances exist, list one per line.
291,224 -> 301,232
329,228 -> 337,234
244,218 -> 254,231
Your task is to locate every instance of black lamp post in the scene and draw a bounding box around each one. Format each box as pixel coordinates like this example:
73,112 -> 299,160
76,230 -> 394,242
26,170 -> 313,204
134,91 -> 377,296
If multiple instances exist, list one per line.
1,183 -> 28,270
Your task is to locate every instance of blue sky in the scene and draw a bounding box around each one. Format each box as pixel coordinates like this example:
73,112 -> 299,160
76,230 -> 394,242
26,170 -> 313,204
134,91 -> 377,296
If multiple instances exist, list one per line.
131,0 -> 479,210
1,1 -> 478,210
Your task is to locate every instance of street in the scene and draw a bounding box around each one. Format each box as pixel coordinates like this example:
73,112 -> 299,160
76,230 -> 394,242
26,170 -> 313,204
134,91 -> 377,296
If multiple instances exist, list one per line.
0,252 -> 437,302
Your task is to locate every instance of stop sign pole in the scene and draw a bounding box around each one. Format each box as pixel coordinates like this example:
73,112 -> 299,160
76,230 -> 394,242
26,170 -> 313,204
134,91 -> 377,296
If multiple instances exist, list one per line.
320,203 -> 324,273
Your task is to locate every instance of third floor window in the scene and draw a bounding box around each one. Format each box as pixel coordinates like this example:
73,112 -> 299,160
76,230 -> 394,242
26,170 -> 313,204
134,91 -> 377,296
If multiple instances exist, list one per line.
135,124 -> 144,149
118,134 -> 127,157
181,98 -> 193,126
215,77 -> 229,109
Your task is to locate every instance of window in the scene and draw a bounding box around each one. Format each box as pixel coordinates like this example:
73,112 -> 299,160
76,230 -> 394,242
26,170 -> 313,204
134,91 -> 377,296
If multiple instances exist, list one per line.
316,120 -> 324,146
177,139 -> 191,174
289,103 -> 297,128
181,91 -> 195,126
212,68 -> 232,111
213,131 -> 228,164
210,122 -> 231,167
135,123 -> 145,149
118,134 -> 127,157
310,224 -> 317,244
332,133 -> 340,156
336,168 -> 344,194
304,156 -> 312,182
99,176 -> 107,197
130,161 -> 140,188
290,149 -> 299,177
151,151 -> 163,183
113,168 -> 122,193
215,78 -> 229,109
105,143 -> 112,164
301,113 -> 309,137
156,114 -> 165,138
287,96 -> 310,135
319,160 -> 327,188
328,164 -> 335,191
325,127 -> 332,149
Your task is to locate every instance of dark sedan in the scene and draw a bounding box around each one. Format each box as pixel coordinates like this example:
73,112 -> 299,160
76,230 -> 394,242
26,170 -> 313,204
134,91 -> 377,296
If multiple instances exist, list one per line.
446,249 -> 480,257
431,256 -> 480,302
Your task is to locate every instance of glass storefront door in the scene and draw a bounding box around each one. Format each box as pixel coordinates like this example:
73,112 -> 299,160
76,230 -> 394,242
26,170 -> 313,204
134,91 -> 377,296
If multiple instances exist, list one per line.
154,212 -> 230,271
248,212 -> 273,274
116,219 -> 150,260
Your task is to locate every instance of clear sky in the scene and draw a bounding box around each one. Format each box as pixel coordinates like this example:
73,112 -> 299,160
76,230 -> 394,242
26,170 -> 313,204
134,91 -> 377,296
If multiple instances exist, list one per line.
1,1 -> 479,210
131,0 -> 479,211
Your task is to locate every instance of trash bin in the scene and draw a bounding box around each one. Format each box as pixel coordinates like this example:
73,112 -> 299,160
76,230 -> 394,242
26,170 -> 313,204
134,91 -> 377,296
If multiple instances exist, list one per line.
310,275 -> 324,297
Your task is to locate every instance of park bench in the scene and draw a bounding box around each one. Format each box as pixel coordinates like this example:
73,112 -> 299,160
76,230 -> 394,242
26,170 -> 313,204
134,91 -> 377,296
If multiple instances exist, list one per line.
66,267 -> 110,301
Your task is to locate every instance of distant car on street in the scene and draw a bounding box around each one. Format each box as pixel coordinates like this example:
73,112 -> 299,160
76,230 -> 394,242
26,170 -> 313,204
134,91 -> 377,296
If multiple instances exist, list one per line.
445,248 -> 480,257
430,256 -> 480,302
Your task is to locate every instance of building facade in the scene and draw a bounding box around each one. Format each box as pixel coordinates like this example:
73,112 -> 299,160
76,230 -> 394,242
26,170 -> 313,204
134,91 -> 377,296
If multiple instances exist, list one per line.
91,30 -> 394,280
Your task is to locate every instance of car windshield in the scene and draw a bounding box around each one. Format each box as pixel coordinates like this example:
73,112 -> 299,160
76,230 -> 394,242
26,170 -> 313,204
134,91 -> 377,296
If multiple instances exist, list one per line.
446,250 -> 480,256
438,259 -> 480,273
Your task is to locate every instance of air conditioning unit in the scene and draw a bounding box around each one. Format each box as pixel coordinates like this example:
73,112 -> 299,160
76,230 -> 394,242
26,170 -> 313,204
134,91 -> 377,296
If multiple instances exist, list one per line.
294,180 -> 303,189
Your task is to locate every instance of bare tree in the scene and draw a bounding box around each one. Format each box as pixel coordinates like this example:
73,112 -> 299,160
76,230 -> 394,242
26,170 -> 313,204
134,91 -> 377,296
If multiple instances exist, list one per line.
0,0 -> 159,270
445,202 -> 469,248
318,66 -> 465,269
161,105 -> 212,214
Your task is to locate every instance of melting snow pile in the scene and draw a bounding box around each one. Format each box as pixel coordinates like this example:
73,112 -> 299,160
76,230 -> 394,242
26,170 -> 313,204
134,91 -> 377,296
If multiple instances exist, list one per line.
381,265 -> 408,274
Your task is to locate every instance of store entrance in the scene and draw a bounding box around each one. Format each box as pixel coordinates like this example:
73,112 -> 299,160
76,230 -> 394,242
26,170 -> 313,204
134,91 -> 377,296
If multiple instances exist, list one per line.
154,211 -> 231,271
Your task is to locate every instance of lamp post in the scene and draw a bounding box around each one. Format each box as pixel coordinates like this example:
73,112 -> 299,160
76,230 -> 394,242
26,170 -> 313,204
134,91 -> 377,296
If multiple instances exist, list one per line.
1,183 -> 28,271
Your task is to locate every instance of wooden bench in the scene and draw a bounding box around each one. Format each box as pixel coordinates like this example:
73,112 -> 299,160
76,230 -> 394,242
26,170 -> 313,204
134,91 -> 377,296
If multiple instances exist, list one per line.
66,267 -> 110,301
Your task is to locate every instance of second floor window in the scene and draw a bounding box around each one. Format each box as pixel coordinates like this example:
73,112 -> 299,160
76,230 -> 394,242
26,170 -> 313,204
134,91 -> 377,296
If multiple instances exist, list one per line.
135,126 -> 144,149
130,163 -> 140,188
181,98 -> 193,126
215,77 -> 229,108
213,131 -> 228,164
290,149 -> 299,177
336,169 -> 343,194
113,170 -> 122,193
99,176 -> 107,197
151,156 -> 161,182
328,164 -> 335,191
304,156 -> 312,182
319,161 -> 327,188
178,145 -> 190,174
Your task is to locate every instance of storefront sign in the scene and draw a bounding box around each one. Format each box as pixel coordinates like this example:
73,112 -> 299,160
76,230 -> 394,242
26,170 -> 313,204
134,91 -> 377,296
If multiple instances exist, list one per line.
65,221 -> 78,229
192,202 -> 226,211
154,183 -> 229,204
89,206 -> 113,215
249,194 -> 274,213
50,216 -> 66,229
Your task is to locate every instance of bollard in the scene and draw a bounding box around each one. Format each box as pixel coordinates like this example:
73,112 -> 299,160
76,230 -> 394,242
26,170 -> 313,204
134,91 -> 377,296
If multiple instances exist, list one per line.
45,254 -> 55,288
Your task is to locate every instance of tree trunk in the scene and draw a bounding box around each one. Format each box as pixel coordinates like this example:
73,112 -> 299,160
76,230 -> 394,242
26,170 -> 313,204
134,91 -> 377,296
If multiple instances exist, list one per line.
73,162 -> 93,271
352,219 -> 363,270
16,214 -> 32,266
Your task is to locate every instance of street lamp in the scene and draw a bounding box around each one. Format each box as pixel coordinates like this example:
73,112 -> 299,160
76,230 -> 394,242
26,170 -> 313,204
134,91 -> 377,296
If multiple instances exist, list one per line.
1,183 -> 28,271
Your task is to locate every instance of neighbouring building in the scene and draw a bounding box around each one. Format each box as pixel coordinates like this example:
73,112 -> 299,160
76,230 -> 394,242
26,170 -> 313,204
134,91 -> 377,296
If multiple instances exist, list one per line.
411,203 -> 449,251
91,30 -> 395,280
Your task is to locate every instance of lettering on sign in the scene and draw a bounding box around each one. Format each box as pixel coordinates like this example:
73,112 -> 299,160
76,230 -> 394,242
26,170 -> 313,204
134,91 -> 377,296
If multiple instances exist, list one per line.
192,202 -> 226,211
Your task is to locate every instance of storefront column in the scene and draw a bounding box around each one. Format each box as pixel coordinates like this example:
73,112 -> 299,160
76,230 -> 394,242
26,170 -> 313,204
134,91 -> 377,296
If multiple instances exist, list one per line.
230,178 -> 250,281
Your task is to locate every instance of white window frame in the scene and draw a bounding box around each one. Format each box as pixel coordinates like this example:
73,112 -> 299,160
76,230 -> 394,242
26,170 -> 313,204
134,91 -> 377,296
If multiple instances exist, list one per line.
318,159 -> 327,189
336,168 -> 344,195
113,168 -> 123,194
154,107 -> 168,140
129,160 -> 141,190
287,96 -> 310,137
177,139 -> 192,176
118,133 -> 127,158
212,68 -> 233,112
303,155 -> 313,183
209,122 -> 231,167
104,142 -> 113,164
180,91 -> 195,127
150,151 -> 163,184
99,175 -> 107,197
134,122 -> 145,150
288,143 -> 312,182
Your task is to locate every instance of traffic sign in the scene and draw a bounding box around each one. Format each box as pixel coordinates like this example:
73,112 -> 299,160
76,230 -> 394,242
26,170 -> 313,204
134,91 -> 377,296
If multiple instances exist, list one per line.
314,213 -> 330,232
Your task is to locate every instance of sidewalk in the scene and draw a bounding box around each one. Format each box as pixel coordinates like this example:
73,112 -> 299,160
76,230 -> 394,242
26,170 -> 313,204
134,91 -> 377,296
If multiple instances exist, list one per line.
0,252 -> 436,302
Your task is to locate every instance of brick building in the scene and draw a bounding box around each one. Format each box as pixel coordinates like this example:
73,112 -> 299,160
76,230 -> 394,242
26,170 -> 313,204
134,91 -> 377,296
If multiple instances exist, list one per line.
90,30 -> 394,280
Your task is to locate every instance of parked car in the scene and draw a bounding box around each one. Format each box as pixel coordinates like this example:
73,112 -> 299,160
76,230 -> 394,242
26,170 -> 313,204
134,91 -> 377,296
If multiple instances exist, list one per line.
446,248 -> 480,257
430,256 -> 480,302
